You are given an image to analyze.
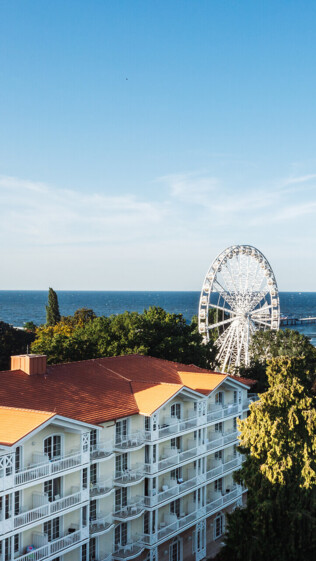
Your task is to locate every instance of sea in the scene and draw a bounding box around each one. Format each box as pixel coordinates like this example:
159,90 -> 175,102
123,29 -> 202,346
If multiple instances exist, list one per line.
0,291 -> 316,345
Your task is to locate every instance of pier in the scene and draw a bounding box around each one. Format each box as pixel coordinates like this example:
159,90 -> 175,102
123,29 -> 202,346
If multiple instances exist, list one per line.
280,316 -> 316,326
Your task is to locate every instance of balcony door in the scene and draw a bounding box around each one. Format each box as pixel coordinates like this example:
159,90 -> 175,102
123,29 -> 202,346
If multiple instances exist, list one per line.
195,521 -> 206,561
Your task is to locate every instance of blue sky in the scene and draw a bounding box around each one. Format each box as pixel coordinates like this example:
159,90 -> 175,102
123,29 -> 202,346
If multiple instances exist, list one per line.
0,0 -> 316,290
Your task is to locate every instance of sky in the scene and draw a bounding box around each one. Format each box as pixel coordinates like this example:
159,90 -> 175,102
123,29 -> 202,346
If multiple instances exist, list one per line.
0,0 -> 316,291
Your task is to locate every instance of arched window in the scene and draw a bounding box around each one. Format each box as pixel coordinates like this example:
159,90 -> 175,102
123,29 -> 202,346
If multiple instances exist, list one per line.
44,435 -> 62,460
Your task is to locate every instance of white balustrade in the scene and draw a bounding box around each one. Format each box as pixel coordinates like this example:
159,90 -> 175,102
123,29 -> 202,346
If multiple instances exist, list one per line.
114,432 -> 145,450
14,490 -> 83,529
14,451 -> 83,486
15,528 -> 86,561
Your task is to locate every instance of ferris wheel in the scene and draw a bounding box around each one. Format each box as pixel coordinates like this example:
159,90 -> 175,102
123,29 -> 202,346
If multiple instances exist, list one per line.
198,245 -> 280,371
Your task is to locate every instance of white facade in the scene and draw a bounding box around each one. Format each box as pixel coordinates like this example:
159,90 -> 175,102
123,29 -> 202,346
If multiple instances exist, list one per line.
0,379 -> 255,561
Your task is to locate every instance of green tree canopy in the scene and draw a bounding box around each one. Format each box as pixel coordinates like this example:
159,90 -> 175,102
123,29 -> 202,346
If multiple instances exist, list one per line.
216,357 -> 316,561
31,306 -> 216,367
46,287 -> 61,326
238,328 -> 316,392
0,321 -> 35,370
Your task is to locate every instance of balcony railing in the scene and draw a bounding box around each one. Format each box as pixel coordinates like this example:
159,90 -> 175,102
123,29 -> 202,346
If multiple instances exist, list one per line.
113,538 -> 144,560
15,528 -> 87,561
90,443 -> 114,461
142,488 -> 243,546
90,513 -> 114,535
114,464 -> 145,485
90,478 -> 113,498
243,394 -> 259,409
113,496 -> 144,520
14,490 -> 84,530
207,403 -> 239,423
14,451 -> 83,486
114,432 -> 145,451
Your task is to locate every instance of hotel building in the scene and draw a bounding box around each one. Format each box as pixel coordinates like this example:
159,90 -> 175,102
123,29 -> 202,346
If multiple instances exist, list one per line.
0,354 -> 256,561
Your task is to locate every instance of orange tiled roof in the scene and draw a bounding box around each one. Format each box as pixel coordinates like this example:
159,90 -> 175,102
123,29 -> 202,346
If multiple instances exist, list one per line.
0,406 -> 55,446
0,355 -> 252,425
178,371 -> 228,394
131,381 -> 183,415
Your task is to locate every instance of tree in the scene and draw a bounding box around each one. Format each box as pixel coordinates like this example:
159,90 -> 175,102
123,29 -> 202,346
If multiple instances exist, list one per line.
238,328 -> 316,392
0,321 -> 35,370
31,306 -> 217,367
216,357 -> 316,561
46,287 -> 61,326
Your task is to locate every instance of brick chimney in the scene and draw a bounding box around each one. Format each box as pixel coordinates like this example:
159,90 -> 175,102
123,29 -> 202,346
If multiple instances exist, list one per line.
11,354 -> 47,375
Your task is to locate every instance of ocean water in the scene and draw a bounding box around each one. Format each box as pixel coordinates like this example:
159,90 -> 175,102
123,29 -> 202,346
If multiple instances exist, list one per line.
0,291 -> 315,345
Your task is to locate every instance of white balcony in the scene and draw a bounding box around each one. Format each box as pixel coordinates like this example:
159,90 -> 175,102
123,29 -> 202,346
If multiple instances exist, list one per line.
90,478 -> 113,498
90,513 -> 114,535
114,464 -> 145,486
114,432 -> 145,451
144,473 -> 205,507
207,402 -> 240,423
113,538 -> 145,560
13,489 -> 86,530
113,496 -> 145,521
14,450 -> 84,487
15,528 -> 88,561
90,443 -> 114,461
206,430 -> 238,452
142,488 -> 243,546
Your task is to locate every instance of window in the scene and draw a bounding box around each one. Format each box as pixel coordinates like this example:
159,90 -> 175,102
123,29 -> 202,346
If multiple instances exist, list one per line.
170,499 -> 180,517
116,419 -> 128,444
44,517 -> 60,541
233,417 -> 237,431
44,436 -> 61,460
90,464 -> 97,486
90,500 -> 97,522
214,514 -> 224,539
115,523 -> 127,546
82,468 -> 88,489
89,538 -> 96,561
115,454 -> 128,477
233,391 -> 237,404
90,430 -> 97,452
4,537 -> 11,561
145,417 -> 150,432
169,539 -> 181,561
4,494 -> 11,519
170,437 -> 181,450
81,544 -> 87,561
214,478 -> 222,493
15,446 -> 22,473
171,468 -> 182,481
14,534 -> 20,554
143,511 -> 150,534
115,488 -> 127,511
82,505 -> 87,527
14,491 -> 21,516
44,478 -> 61,502
215,450 -> 222,461
215,392 -> 223,405
171,403 -> 181,420
215,422 -> 223,433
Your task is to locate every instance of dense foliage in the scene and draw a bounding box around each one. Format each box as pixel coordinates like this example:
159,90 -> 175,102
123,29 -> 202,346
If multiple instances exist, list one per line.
216,357 -> 316,561
238,328 -> 316,392
31,306 -> 217,367
46,287 -> 61,326
0,321 -> 35,370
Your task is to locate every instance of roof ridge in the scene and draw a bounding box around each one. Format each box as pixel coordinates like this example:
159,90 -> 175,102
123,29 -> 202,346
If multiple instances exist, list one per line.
95,360 -> 132,381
